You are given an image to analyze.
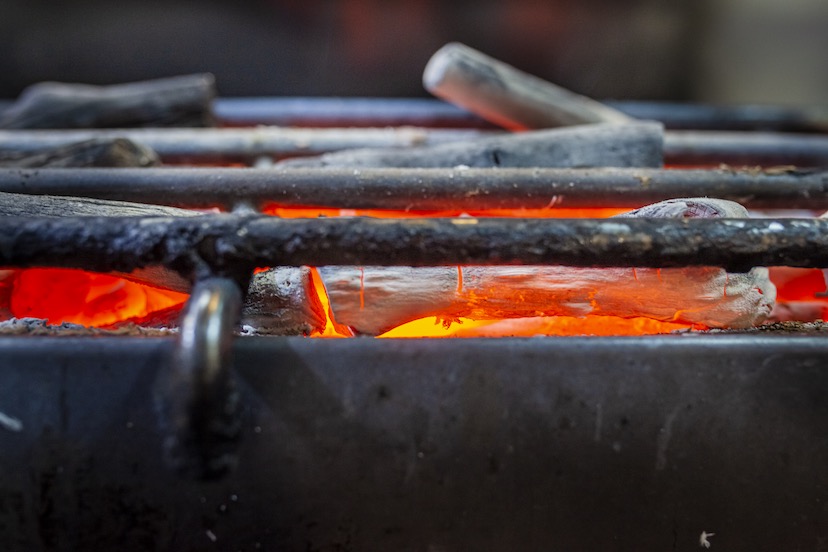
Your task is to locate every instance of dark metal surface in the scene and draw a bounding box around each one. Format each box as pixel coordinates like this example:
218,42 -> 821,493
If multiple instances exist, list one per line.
2,167 -> 826,210
0,335 -> 826,551
2,214 -> 828,275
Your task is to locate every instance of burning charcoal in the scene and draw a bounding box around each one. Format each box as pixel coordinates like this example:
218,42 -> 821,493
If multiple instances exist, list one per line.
241,267 -> 327,336
318,198 -> 776,335
0,192 -> 326,334
423,42 -> 633,130
276,121 -> 663,168
0,74 -> 216,129
0,138 -> 160,168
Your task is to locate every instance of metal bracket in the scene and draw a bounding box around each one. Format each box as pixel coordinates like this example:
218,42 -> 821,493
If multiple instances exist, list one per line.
156,277 -> 243,479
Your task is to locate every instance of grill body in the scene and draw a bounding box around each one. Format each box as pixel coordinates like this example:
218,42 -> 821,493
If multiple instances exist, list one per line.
1,335 -> 826,551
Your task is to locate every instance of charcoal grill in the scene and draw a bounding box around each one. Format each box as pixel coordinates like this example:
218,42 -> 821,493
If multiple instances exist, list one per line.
1,97 -> 827,552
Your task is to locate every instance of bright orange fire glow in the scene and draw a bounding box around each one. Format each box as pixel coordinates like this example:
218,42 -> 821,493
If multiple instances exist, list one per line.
3,268 -> 188,327
769,267 -> 828,301
376,315 -> 699,338
261,205 -> 629,219
308,267 -> 354,338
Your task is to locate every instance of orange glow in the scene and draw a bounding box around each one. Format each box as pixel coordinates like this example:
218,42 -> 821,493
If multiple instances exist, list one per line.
261,204 -> 629,219
768,267 -> 828,301
5,268 -> 188,327
378,315 -> 698,338
308,267 -> 354,338
378,317 -> 496,338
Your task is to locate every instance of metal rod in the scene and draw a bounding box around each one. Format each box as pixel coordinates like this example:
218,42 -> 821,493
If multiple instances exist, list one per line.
0,127 -> 493,163
213,97 -> 495,128
1,215 -> 827,273
606,100 -> 828,133
0,127 -> 825,166
4,96 -> 826,132
157,277 -> 243,479
664,131 -> 828,167
0,167 -> 825,210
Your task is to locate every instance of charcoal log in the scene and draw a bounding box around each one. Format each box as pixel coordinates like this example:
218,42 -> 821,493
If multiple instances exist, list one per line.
0,74 -> 216,129
318,199 -> 775,334
423,42 -> 633,129
0,138 -> 160,168
277,122 -> 663,168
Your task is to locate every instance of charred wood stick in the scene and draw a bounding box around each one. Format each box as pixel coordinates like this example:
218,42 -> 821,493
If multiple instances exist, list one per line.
423,42 -> 633,129
1,167 -> 826,211
1,213 -> 828,273
0,74 -> 216,129
319,199 -> 774,333
0,127 -> 493,164
0,138 -> 160,168
0,192 -> 325,334
277,122 -> 663,168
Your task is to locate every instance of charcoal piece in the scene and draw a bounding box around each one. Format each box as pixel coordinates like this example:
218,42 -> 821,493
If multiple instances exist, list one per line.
0,74 -> 216,129
0,138 -> 160,168
0,190 -> 197,218
276,122 -> 664,169
423,42 -> 632,129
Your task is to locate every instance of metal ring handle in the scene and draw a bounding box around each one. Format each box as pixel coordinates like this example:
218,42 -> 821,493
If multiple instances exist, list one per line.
157,277 -> 243,479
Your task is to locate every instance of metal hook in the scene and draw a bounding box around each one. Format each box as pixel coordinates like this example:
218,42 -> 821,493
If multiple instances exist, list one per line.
156,277 -> 243,479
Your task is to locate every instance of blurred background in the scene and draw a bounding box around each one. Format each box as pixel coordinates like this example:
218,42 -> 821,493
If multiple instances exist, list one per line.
1,0 -> 826,105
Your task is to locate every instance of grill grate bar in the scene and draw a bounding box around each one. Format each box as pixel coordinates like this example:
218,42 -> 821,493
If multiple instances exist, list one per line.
1,167 -> 826,210
1,215 -> 827,277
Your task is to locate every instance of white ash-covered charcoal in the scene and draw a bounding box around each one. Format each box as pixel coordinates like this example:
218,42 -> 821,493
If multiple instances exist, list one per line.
318,198 -> 775,335
276,121 -> 663,169
423,42 -> 633,130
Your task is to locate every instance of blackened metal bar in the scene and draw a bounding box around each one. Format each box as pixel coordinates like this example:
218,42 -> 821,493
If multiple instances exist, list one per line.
213,97 -> 495,128
4,97 -> 826,132
0,127 -> 494,163
0,167 -> 825,210
664,131 -> 828,167
606,101 -> 828,133
1,215 -> 827,273
212,98 -> 828,133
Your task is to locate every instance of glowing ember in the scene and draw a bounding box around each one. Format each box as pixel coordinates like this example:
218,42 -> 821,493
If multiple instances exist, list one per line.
4,268 -> 188,327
